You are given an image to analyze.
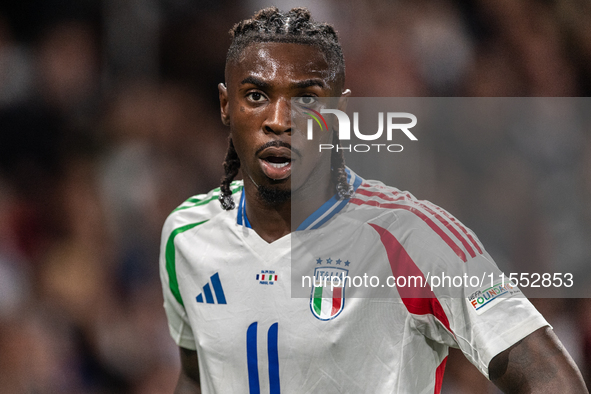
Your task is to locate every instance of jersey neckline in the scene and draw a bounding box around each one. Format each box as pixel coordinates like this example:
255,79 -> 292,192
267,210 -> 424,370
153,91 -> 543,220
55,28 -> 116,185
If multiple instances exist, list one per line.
236,167 -> 363,231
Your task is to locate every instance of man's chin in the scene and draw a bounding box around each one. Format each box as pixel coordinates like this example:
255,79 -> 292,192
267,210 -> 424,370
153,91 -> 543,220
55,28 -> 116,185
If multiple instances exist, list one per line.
257,185 -> 291,206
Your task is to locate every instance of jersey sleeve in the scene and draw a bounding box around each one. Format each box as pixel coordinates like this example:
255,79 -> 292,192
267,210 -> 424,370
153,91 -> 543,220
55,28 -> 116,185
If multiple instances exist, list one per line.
158,182 -> 243,351
411,232 -> 549,379
159,213 -> 197,351
436,251 -> 549,378
382,210 -> 550,379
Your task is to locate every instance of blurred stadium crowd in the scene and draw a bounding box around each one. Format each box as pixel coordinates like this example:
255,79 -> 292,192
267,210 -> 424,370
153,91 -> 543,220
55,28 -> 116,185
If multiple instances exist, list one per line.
0,0 -> 590,392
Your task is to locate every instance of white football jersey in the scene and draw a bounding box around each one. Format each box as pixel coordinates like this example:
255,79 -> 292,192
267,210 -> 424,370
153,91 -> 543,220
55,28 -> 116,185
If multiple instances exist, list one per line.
159,169 -> 548,394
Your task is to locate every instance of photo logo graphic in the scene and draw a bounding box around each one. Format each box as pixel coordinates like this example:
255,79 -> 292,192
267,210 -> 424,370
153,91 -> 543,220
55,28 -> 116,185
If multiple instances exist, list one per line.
303,107 -> 418,153
303,107 -> 328,138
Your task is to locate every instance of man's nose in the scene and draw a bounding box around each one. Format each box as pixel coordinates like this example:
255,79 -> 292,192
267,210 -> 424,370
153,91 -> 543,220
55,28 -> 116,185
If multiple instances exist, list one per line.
263,98 -> 291,134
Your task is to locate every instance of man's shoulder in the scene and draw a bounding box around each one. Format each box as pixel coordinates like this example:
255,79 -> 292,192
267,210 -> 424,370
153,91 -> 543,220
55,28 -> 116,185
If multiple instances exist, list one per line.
352,178 -> 460,225
355,179 -> 410,197
162,180 -> 244,237
350,178 -> 424,215
350,178 -> 484,263
349,178 -> 439,237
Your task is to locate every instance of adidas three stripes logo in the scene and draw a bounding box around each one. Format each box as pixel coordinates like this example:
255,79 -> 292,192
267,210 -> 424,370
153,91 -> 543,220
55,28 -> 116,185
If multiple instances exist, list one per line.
196,272 -> 227,304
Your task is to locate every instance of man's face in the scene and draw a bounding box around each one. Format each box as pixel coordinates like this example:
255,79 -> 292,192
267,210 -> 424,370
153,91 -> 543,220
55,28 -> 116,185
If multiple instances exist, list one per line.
219,42 -> 346,203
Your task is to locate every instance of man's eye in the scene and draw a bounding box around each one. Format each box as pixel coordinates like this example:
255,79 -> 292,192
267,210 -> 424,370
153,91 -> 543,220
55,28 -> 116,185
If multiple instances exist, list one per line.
247,92 -> 265,102
296,96 -> 317,105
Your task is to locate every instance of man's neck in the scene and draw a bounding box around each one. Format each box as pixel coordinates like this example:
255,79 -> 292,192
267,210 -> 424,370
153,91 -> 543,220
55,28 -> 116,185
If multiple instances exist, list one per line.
243,177 -> 336,244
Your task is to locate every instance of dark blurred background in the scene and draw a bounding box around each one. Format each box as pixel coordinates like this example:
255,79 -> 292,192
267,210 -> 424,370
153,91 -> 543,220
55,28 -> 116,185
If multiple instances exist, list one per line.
0,0 -> 590,392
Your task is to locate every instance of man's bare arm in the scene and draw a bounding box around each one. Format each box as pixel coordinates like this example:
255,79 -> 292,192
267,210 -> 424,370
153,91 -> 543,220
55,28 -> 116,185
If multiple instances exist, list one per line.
489,326 -> 588,393
175,347 -> 201,394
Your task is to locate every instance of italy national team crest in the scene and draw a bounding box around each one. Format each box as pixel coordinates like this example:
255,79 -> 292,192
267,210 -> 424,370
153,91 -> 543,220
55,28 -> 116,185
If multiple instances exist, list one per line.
310,266 -> 349,320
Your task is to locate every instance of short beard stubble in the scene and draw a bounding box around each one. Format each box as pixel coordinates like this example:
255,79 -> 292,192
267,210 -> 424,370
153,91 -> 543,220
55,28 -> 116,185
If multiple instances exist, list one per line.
257,184 -> 291,206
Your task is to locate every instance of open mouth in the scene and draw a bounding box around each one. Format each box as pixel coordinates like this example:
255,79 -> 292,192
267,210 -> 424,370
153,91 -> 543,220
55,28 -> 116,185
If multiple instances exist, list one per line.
264,156 -> 291,169
258,147 -> 293,180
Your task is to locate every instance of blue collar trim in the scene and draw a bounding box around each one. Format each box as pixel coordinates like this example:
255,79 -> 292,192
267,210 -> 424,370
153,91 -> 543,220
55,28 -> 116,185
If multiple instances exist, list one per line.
296,168 -> 362,231
237,168 -> 362,231
237,191 -> 252,228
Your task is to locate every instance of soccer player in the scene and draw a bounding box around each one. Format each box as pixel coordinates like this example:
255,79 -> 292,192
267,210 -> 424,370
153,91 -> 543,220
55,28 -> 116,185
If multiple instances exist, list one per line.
160,7 -> 588,393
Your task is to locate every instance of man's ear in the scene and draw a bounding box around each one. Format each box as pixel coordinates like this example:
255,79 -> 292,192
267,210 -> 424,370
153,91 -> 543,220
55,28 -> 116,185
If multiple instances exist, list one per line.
337,89 -> 351,113
219,83 -> 230,126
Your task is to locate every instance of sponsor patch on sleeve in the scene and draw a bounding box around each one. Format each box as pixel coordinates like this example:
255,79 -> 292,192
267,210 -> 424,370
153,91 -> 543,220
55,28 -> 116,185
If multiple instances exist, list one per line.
467,280 -> 523,315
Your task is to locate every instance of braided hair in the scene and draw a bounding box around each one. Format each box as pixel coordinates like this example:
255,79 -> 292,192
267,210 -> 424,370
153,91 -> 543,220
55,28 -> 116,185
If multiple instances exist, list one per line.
219,7 -> 353,210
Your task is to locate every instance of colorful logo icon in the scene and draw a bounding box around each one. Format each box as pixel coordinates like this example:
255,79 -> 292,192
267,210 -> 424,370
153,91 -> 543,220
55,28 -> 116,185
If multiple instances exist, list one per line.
303,107 -> 328,132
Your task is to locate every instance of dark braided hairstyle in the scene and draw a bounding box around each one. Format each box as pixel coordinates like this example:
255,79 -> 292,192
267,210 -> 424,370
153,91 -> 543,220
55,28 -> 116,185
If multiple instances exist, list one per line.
331,130 -> 354,199
219,7 -> 353,210
219,138 -> 241,210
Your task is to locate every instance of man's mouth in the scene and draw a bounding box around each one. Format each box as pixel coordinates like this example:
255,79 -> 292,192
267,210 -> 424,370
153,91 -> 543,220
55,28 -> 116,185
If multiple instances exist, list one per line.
259,147 -> 292,180
265,157 -> 291,168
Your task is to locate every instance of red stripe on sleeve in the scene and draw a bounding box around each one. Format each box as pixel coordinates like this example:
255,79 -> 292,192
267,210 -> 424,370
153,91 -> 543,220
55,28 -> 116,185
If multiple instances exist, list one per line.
434,356 -> 448,394
353,199 -> 467,262
429,203 -> 483,254
416,202 -> 476,258
357,188 -> 477,259
369,223 -> 453,333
